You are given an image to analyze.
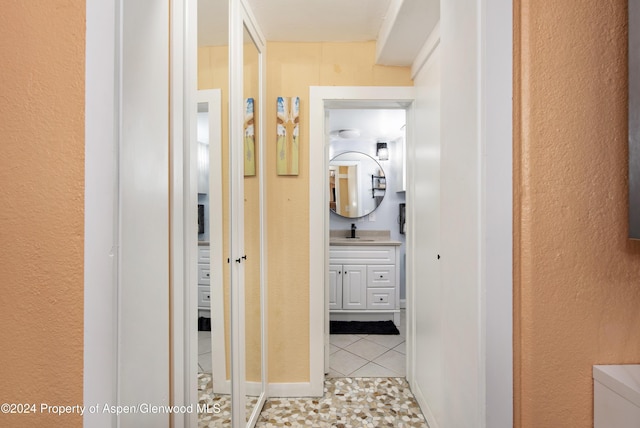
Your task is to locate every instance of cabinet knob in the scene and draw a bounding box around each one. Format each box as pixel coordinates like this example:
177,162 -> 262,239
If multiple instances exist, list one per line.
379,297 -> 383,301
379,275 -> 383,278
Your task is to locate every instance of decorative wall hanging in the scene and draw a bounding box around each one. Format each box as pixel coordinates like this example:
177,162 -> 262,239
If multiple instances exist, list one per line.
276,96 -> 300,176
244,98 -> 256,176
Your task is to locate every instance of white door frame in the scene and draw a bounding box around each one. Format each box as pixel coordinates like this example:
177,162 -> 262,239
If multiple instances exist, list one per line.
84,1 -> 118,426
309,86 -> 416,395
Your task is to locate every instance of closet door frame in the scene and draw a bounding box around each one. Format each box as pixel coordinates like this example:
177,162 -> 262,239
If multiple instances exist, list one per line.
239,0 -> 269,426
173,0 -> 268,426
227,0 -> 268,424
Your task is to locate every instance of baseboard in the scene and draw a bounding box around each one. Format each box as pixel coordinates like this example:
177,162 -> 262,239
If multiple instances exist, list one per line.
268,382 -> 319,398
410,377 -> 439,428
400,299 -> 406,309
213,380 -> 262,396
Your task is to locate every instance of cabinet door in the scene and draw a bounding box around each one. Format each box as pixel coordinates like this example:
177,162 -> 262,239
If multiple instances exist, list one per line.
342,265 -> 367,310
329,265 -> 343,310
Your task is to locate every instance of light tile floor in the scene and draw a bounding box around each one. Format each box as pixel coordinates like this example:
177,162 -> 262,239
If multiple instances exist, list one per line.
329,311 -> 406,378
198,330 -> 212,373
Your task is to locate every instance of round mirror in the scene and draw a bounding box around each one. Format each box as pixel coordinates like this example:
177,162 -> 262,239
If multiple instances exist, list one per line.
329,151 -> 386,218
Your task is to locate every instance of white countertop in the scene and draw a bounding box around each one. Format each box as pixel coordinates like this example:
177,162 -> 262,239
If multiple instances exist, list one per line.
329,230 -> 402,246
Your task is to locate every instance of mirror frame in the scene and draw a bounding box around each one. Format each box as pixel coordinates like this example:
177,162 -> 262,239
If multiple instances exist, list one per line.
329,151 -> 386,218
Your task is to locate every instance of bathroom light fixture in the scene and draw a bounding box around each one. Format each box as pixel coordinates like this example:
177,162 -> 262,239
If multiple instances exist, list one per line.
337,128 -> 360,139
376,142 -> 389,161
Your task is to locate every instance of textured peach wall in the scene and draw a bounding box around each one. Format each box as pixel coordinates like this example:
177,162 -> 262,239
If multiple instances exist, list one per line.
514,1 -> 640,426
266,41 -> 412,381
0,1 -> 84,427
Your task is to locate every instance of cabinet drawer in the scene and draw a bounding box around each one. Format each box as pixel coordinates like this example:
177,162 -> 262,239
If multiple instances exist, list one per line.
198,246 -> 210,264
367,265 -> 395,288
198,264 -> 211,285
198,285 -> 211,308
366,288 -> 395,310
329,246 -> 396,265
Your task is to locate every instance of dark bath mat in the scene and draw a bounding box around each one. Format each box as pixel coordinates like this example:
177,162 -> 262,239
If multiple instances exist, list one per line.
330,320 -> 399,335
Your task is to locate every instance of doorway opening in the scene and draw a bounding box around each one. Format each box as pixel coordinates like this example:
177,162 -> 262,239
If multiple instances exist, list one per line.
326,107 -> 408,378
308,86 -> 416,395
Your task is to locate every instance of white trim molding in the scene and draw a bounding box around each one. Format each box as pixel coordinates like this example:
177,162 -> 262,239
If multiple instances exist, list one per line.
84,1 -> 118,426
309,86 -> 416,398
268,383 -> 314,398
411,21 -> 440,79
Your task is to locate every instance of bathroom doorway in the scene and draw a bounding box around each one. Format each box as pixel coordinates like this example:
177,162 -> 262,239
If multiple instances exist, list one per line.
326,108 -> 408,378
308,86 -> 417,394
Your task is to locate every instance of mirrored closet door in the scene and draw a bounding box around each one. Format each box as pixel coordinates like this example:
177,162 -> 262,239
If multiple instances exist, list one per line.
241,21 -> 265,426
196,0 -> 233,424
195,0 -> 267,427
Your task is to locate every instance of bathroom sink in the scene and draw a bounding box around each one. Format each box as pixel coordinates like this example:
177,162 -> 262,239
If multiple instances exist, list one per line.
329,230 -> 394,244
331,237 -> 377,242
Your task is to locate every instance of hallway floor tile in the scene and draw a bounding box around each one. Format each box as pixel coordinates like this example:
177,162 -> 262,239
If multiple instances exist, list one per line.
256,377 -> 427,427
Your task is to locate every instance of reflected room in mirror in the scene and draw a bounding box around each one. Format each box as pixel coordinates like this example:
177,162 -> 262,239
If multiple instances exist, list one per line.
329,151 -> 385,218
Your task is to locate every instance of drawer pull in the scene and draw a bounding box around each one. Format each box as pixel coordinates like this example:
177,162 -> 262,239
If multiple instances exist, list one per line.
379,275 -> 383,278
206,273 -> 210,277
379,297 -> 384,301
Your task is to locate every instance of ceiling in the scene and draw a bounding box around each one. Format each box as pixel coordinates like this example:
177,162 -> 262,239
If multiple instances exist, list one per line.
329,109 -> 406,142
247,0 -> 391,43
198,0 -> 439,66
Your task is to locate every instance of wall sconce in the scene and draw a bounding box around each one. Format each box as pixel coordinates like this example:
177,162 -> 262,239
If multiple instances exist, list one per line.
376,142 -> 389,161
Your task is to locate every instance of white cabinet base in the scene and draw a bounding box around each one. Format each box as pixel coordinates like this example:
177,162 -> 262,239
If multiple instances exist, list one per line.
330,244 -> 401,327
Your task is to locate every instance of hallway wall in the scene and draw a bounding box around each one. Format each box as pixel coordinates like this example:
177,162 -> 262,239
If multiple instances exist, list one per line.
514,2 -> 640,426
411,45 -> 442,422
0,1 -> 85,427
265,41 -> 412,382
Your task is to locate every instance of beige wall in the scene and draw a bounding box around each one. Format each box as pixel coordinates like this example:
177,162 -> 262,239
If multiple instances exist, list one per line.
199,41 -> 412,383
0,1 -> 85,427
265,41 -> 412,381
514,2 -> 640,426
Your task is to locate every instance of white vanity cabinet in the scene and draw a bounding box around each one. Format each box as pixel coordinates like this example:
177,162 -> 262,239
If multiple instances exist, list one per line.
329,244 -> 400,325
198,244 -> 211,313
